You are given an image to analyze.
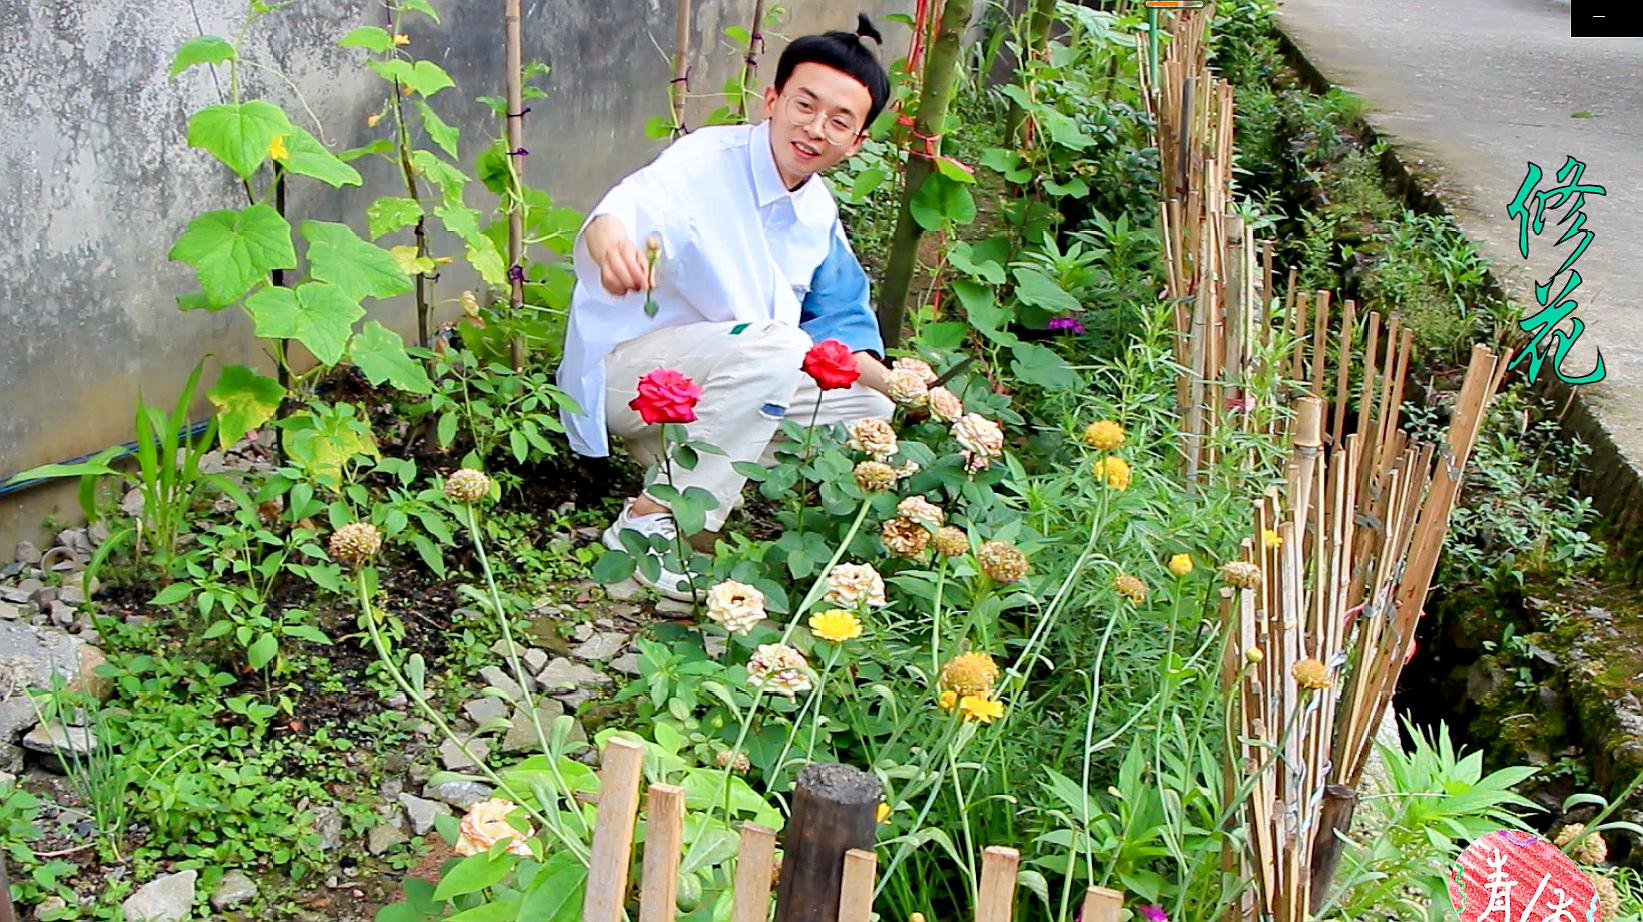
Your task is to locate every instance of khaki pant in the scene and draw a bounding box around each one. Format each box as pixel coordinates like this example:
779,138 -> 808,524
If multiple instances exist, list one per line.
604,320 -> 893,531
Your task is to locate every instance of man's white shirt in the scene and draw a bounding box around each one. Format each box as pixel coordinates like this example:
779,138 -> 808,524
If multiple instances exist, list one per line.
557,119 -> 842,457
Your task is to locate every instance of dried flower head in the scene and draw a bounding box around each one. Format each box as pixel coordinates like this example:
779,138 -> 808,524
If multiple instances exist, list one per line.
705,580 -> 766,635
1245,647 -> 1264,664
1113,573 -> 1147,604
939,652 -> 1001,697
455,798 -> 533,857
444,468 -> 492,504
1583,871 -> 1619,919
854,460 -> 899,493
926,386 -> 964,422
931,526 -> 969,558
892,357 -> 939,385
715,749 -> 751,773
1291,658 -> 1331,690
825,563 -> 887,608
882,518 -> 931,558
897,496 -> 945,529
885,369 -> 930,407
952,414 -> 1004,471
1219,561 -> 1262,591
1082,420 -> 1125,451
848,418 -> 899,460
977,540 -> 1028,583
746,643 -> 812,697
809,609 -> 863,643
329,522 -> 383,566
1168,553 -> 1193,576
1095,456 -> 1131,490
1555,823 -> 1609,865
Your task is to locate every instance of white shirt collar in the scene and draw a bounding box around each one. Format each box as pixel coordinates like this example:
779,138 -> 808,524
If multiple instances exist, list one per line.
749,119 -> 833,227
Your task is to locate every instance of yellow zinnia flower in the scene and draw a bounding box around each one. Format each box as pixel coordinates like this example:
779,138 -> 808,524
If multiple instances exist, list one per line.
958,694 -> 1005,723
268,134 -> 289,161
1263,528 -> 1282,549
939,652 -> 1000,696
1096,456 -> 1131,490
938,689 -> 959,711
1082,420 -> 1125,450
808,609 -> 863,644
1168,553 -> 1193,576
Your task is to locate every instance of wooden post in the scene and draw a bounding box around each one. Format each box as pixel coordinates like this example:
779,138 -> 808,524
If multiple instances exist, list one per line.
976,846 -> 1020,922
639,784 -> 686,922
1307,784 -> 1359,914
773,764 -> 882,922
584,738 -> 646,922
732,823 -> 779,922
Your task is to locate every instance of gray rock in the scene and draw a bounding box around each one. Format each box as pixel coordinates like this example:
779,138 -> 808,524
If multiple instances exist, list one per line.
48,601 -> 76,628
490,638 -> 527,658
478,666 -> 525,702
523,648 -> 549,673
30,587 -> 57,607
571,622 -> 596,642
22,722 -> 97,765
609,653 -> 642,676
535,658 -> 610,692
398,792 -> 445,835
384,691 -> 408,709
13,542 -> 41,566
55,584 -> 84,607
210,871 -> 259,911
0,601 -> 18,621
0,578 -> 42,604
424,779 -> 492,809
502,700 -> 577,754
54,529 -> 93,562
310,805 -> 343,851
367,822 -> 410,854
121,488 -> 146,518
0,770 -> 14,787
462,696 -> 508,726
654,596 -> 694,615
573,632 -> 629,662
439,737 -> 492,771
554,688 -> 596,710
35,895 -> 68,918
122,870 -> 198,922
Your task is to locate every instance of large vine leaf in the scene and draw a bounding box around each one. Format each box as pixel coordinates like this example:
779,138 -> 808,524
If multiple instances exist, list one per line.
414,98 -> 459,159
283,409 -> 379,487
280,126 -> 362,188
349,321 -> 432,394
245,283 -> 364,365
187,101 -> 293,179
301,220 -> 415,301
435,202 -> 508,285
168,204 -> 296,308
411,149 -> 470,204
207,365 -> 286,448
169,36 -> 236,80
338,26 -> 394,52
1011,267 -> 1080,313
910,172 -> 976,231
368,59 -> 455,97
367,197 -> 424,238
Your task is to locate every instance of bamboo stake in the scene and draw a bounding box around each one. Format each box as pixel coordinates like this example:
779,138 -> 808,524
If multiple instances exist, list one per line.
670,0 -> 692,132
1331,299 -> 1356,447
735,0 -> 768,122
1310,290 -> 1331,400
504,0 -> 527,367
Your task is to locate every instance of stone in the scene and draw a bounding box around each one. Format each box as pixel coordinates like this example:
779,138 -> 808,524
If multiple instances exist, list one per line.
535,658 -> 610,692
23,722 -> 97,768
122,870 -> 197,922
310,805 -> 343,851
367,822 -> 410,855
55,584 -> 84,607
35,896 -> 68,918
384,691 -> 408,709
654,596 -> 694,615
523,648 -> 549,673
48,601 -> 76,628
210,871 -> 259,911
490,638 -> 527,658
462,696 -> 508,726
604,578 -> 644,602
54,529 -> 93,562
424,779 -> 492,809
554,688 -> 596,710
502,700 -> 582,754
478,665 -> 525,702
31,587 -> 57,606
0,578 -> 42,604
13,542 -> 41,566
0,601 -> 18,621
609,653 -> 641,676
121,488 -> 145,518
398,792 -> 445,835
439,737 -> 492,771
572,622 -> 596,642
380,777 -> 404,799
0,770 -> 14,787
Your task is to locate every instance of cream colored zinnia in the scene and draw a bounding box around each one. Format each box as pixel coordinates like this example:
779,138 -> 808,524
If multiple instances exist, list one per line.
897,496 -> 944,528
705,580 -> 766,635
931,526 -> 969,557
824,563 -> 888,608
1555,823 -> 1609,865
892,357 -> 939,385
885,369 -> 930,407
848,418 -> 899,460
926,386 -> 964,422
882,518 -> 931,558
977,540 -> 1028,583
329,522 -> 383,567
952,414 -> 1004,471
746,643 -> 812,697
444,468 -> 492,504
455,798 -> 533,857
1220,561 -> 1262,591
854,460 -> 898,493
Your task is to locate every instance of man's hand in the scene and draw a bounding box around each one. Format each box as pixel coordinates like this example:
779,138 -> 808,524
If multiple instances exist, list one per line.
855,351 -> 890,395
583,214 -> 651,296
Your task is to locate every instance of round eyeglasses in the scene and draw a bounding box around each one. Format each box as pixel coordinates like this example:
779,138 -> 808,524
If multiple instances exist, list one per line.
782,94 -> 863,146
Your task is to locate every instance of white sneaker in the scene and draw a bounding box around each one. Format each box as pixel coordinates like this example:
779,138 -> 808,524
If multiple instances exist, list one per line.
601,500 -> 700,602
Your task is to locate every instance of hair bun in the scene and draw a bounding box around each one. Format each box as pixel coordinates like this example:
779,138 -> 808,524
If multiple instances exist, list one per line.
853,13 -> 883,45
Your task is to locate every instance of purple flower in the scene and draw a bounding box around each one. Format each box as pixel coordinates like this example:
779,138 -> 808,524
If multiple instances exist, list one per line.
1138,906 -> 1168,922
1048,315 -> 1086,334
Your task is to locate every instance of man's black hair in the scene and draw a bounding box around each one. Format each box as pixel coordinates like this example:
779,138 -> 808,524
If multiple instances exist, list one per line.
773,13 -> 892,133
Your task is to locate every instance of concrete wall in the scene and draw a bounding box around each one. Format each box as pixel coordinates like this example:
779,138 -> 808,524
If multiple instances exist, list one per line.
0,0 -> 912,546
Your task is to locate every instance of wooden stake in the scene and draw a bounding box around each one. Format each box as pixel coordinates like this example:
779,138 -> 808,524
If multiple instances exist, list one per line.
976,847 -> 1020,922
584,739 -> 646,922
639,785 -> 686,922
1331,299 -> 1356,448
1080,886 -> 1125,922
732,824 -> 779,922
836,850 -> 878,922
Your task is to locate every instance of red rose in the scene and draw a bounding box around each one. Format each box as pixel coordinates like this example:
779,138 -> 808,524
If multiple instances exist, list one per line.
802,339 -> 860,391
629,368 -> 702,424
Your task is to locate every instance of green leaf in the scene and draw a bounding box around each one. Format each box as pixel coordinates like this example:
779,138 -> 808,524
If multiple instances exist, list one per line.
591,549 -> 636,584
947,241 -> 1005,285
246,283 -> 363,366
247,632 -> 279,669
910,173 -> 976,230
368,197 -> 425,239
435,203 -> 508,285
645,115 -> 675,139
918,321 -> 969,350
1011,267 -> 1080,313
410,150 -> 470,203
401,0 -> 441,21
1010,342 -> 1079,389
169,36 -> 236,80
339,26 -> 394,52
280,126 -> 363,188
350,321 -> 433,394
168,204 -> 297,307
414,98 -> 459,158
208,365 -> 285,448
302,220 -> 415,301
952,280 -> 1019,347
150,583 -> 194,606
431,850 -> 516,900
368,59 -> 455,97
187,101 -> 293,179
446,901 -> 520,922
934,157 -> 977,183
283,410 -> 379,486
1041,110 -> 1094,150
518,853 -> 586,922
1042,176 -> 1089,198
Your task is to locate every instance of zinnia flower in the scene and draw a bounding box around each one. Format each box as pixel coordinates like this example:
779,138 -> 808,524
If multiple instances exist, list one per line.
958,693 -> 1005,723
882,518 -> 931,557
802,340 -> 861,391
809,609 -> 863,643
896,496 -> 944,529
329,522 -> 383,566
1048,315 -> 1086,334
1219,561 -> 1262,590
1291,658 -> 1330,690
952,414 -> 1004,472
1082,420 -> 1125,450
705,580 -> 766,635
444,468 -> 492,504
1168,553 -> 1193,576
1555,824 -> 1609,865
939,652 -> 1000,696
847,418 -> 898,461
891,357 -> 938,385
1095,456 -> 1131,490
1113,573 -> 1146,604
885,369 -> 930,407
931,526 -> 969,557
629,368 -> 702,425
1262,528 -> 1282,549
854,460 -> 898,492
454,798 -> 533,857
746,643 -> 812,697
926,386 -> 964,422
977,540 -> 1028,583
715,750 -> 751,773
824,563 -> 887,608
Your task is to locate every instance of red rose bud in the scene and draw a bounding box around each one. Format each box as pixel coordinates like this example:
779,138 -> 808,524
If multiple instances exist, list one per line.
629,368 -> 702,425
802,339 -> 860,391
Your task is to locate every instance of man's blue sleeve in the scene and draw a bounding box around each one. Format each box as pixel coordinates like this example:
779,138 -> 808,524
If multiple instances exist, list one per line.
800,225 -> 885,359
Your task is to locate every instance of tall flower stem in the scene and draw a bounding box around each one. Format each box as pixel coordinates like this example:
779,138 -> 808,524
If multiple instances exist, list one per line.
793,392 -> 824,538
929,558 -> 948,679
659,426 -> 701,610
